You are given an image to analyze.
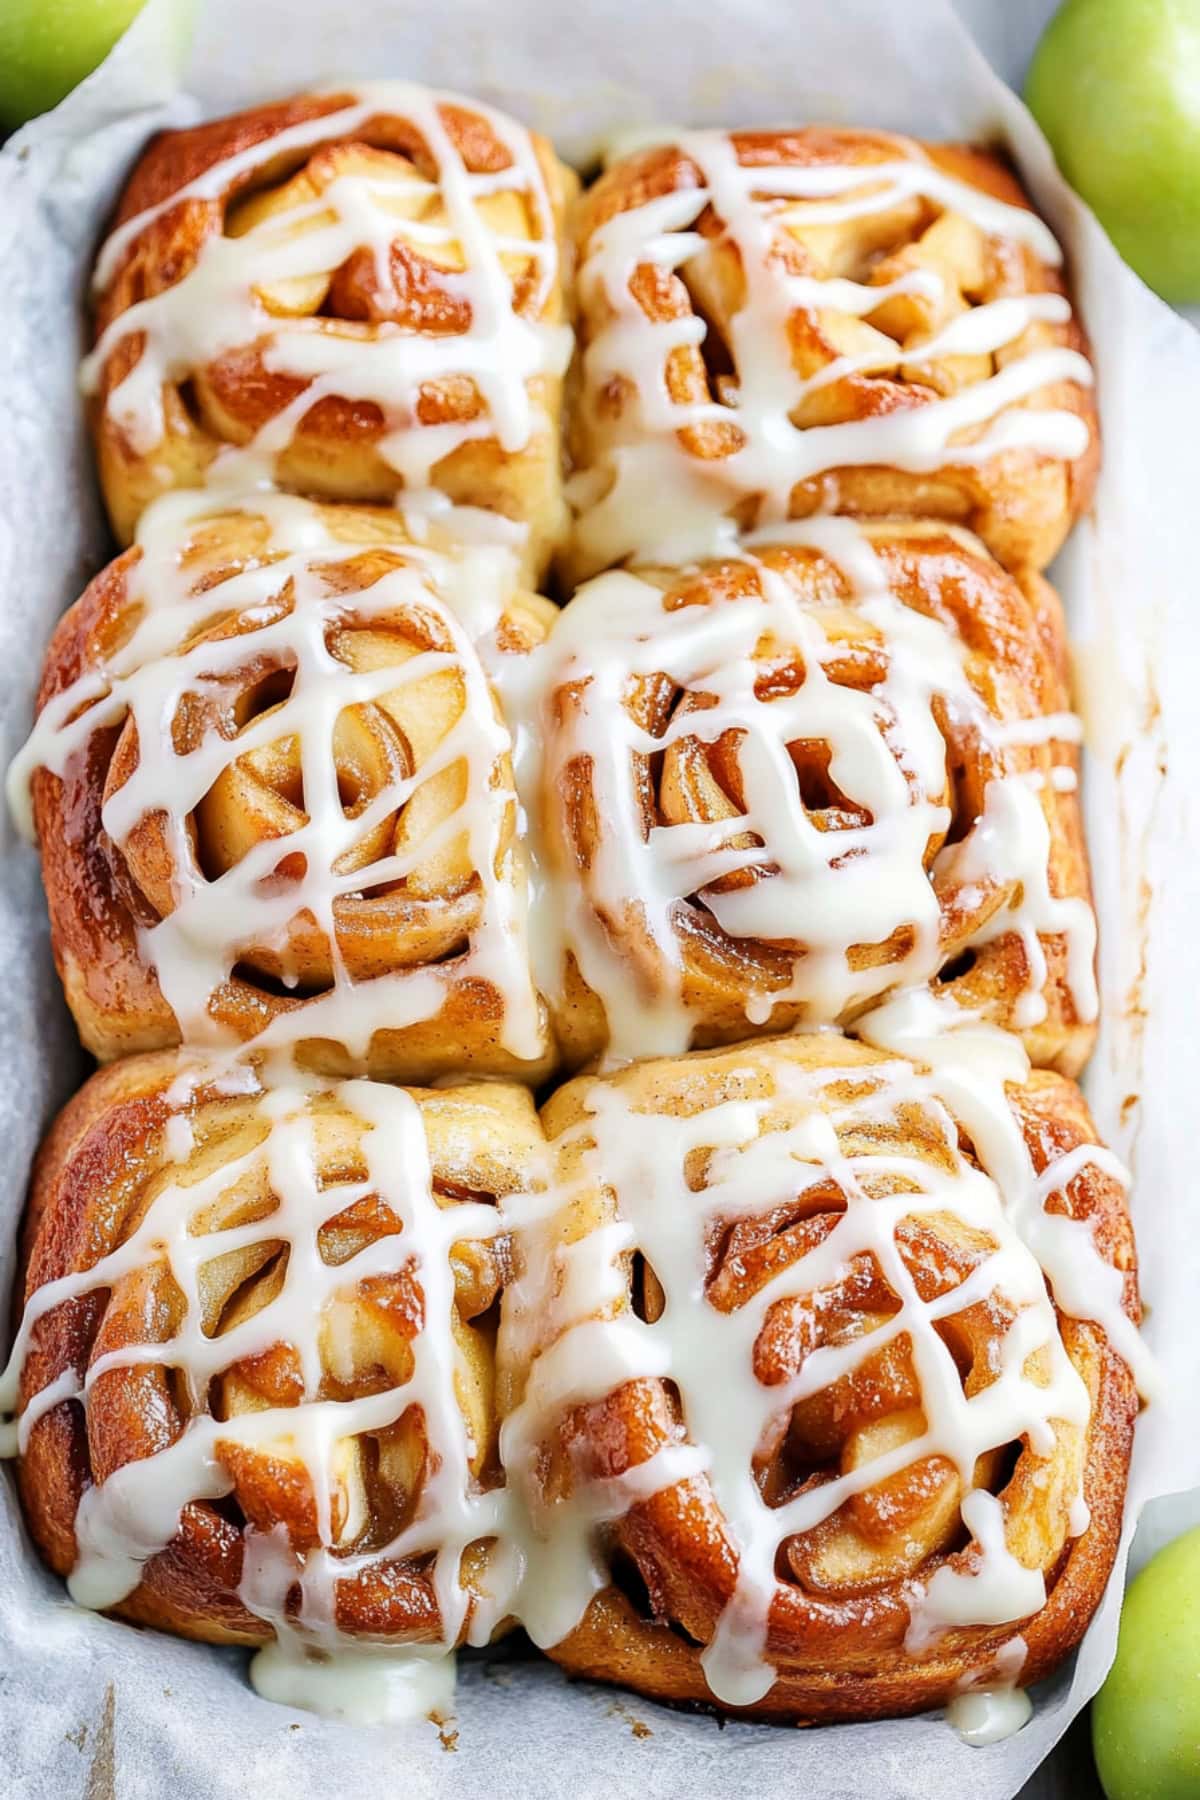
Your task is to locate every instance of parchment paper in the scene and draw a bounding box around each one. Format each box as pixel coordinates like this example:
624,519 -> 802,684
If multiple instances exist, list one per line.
2,1 -> 1198,1793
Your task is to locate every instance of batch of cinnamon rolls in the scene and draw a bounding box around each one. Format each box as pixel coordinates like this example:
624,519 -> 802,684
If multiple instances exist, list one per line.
0,84 -> 1153,1741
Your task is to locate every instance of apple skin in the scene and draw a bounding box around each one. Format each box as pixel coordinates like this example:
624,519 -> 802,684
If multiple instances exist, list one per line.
1093,1525 -> 1200,1799
1026,0 -> 1200,303
0,0 -> 149,130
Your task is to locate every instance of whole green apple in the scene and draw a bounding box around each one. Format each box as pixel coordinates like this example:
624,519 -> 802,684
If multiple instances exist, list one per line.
0,0 -> 148,130
1093,1525 -> 1200,1799
1026,0 -> 1200,302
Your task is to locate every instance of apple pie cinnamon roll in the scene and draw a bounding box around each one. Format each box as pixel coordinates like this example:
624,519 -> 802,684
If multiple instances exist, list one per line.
85,86 -> 575,579
539,519 -> 1096,1074
1,1049 -> 545,1717
12,492 -> 557,1082
499,1024 -> 1143,1723
568,128 -> 1096,579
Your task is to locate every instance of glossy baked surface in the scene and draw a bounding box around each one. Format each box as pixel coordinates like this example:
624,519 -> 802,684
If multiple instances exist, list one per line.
540,519 -> 1095,1073
87,90 -> 575,581
502,1031 -> 1139,1722
0,84 -> 1140,1735
569,127 -> 1097,580
15,1050 -> 541,1662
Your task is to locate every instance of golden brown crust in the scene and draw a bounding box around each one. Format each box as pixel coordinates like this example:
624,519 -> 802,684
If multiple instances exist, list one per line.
90,93 -> 576,576
16,1050 -> 544,1647
569,127 -> 1098,579
30,501 -> 559,1082
544,520 -> 1096,1074
8,93 -> 1129,1731
519,1033 -> 1138,1723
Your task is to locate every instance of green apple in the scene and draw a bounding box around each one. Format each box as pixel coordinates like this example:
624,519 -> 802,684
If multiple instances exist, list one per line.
1026,0 -> 1200,303
0,0 -> 150,130
1093,1525 -> 1200,1799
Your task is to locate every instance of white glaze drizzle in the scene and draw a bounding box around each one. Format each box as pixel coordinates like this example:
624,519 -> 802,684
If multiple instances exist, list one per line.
945,1633 -> 1031,1745
6,490 -> 546,1068
0,1064 -> 520,1723
572,131 -> 1092,571
0,1019 -> 1147,1722
0,92 -> 1141,1741
501,1019 -> 1143,1709
946,1682 -> 1033,1746
856,991 -> 1156,1398
82,82 -> 571,499
536,517 -> 1095,1058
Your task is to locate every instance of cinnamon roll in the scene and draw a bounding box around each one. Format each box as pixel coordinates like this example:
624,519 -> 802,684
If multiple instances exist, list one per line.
539,518 -> 1096,1074
499,1020 -> 1144,1724
85,86 -> 576,580
568,128 -> 1096,579
13,492 -> 558,1082
2,1048 -> 545,1718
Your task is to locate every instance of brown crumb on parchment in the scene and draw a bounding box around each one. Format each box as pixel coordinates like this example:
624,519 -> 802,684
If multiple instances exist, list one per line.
83,1686 -> 117,1800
